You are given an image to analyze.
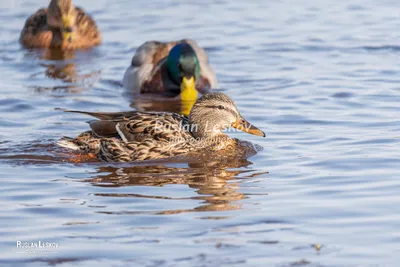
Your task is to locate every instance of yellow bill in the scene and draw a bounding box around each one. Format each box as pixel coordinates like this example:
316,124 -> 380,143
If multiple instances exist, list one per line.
180,76 -> 198,102
180,100 -> 196,116
231,118 -> 265,137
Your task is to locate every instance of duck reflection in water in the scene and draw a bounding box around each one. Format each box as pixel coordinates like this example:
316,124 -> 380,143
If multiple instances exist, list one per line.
43,49 -> 77,81
28,48 -> 100,93
128,96 -> 197,116
84,150 -> 267,214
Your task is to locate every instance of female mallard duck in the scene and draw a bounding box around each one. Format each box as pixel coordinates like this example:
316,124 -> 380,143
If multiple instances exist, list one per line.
20,0 -> 101,50
123,39 -> 217,103
58,93 -> 264,162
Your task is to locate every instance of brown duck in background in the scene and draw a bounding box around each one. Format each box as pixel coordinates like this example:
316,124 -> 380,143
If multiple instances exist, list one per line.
123,39 -> 217,103
58,93 -> 264,163
20,0 -> 101,50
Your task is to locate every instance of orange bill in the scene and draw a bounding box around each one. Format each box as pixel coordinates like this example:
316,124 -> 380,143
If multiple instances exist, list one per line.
231,118 -> 265,137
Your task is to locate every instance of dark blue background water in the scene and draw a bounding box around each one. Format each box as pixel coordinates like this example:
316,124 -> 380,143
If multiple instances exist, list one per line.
0,0 -> 399,266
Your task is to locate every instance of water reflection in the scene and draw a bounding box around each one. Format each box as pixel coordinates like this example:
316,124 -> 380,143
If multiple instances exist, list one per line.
40,49 -> 77,82
27,48 -> 100,93
88,166 -> 246,213
128,94 -> 196,115
127,89 -> 226,115
85,148 -> 264,214
45,63 -> 77,81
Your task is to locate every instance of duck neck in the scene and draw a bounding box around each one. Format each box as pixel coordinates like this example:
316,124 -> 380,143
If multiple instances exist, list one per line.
48,25 -> 62,35
47,26 -> 63,47
188,120 -> 226,140
161,64 -> 180,97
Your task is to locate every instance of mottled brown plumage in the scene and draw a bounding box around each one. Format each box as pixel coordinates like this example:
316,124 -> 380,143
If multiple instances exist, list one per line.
20,0 -> 101,50
58,93 -> 265,162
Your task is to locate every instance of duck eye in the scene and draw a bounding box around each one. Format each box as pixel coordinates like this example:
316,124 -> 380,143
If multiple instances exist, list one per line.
217,105 -> 224,110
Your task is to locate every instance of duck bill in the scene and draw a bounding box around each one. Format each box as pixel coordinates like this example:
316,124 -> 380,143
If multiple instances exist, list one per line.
231,118 -> 265,137
62,15 -> 74,43
180,76 -> 198,102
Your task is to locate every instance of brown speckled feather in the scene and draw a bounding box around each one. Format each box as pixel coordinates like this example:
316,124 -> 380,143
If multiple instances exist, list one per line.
20,9 -> 51,48
97,135 -> 236,162
56,93 -> 264,163
20,6 -> 101,49
64,110 -> 192,142
59,110 -> 237,162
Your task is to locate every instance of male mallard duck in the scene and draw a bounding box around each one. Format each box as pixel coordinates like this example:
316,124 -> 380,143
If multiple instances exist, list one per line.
123,39 -> 217,103
20,0 -> 101,50
58,93 -> 264,162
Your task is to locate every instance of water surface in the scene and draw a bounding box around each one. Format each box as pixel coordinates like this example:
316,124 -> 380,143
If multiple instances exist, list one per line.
0,0 -> 399,266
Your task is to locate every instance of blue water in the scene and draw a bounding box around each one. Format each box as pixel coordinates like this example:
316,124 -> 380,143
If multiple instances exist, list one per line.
0,0 -> 399,266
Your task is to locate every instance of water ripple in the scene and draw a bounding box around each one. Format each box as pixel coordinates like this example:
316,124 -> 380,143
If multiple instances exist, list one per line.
0,0 -> 399,266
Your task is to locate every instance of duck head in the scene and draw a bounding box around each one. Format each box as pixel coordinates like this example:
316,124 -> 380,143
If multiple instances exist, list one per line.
189,92 -> 265,139
166,43 -> 200,103
47,0 -> 76,43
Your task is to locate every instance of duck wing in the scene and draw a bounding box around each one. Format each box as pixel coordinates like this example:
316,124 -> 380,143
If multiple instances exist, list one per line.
20,8 -> 50,48
115,112 -> 192,142
63,109 -> 139,120
64,110 -> 191,142
74,7 -> 101,45
88,120 -> 120,138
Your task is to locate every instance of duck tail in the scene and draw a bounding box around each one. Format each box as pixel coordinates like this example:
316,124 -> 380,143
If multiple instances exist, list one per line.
57,137 -> 80,151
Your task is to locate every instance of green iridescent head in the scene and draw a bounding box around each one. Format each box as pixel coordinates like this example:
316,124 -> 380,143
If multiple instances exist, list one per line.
166,43 -> 201,108
166,43 -> 201,85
